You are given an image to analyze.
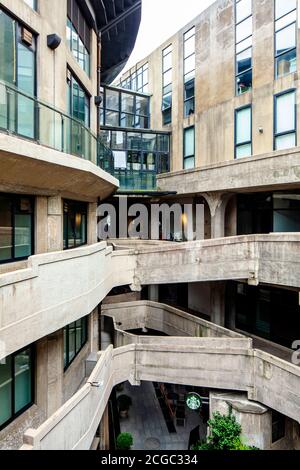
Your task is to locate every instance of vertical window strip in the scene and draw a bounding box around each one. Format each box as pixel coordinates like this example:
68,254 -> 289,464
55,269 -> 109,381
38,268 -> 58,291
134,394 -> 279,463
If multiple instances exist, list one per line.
183,126 -> 195,169
274,89 -> 296,150
162,45 -> 173,125
183,27 -> 195,117
64,317 -> 88,370
235,0 -> 253,95
274,0 -> 297,78
235,105 -> 252,158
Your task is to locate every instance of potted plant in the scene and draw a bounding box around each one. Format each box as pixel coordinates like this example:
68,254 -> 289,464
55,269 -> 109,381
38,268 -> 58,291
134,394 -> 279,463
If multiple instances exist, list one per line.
117,394 -> 132,418
116,432 -> 133,450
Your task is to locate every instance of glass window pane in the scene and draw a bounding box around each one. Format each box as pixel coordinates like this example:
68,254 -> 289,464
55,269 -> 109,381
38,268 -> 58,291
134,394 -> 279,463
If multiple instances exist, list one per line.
24,0 -> 36,9
276,92 -> 295,133
236,0 -> 252,23
120,113 -> 134,128
0,196 -> 12,261
236,16 -> 252,43
162,92 -> 172,110
64,328 -> 68,368
106,110 -> 119,127
136,96 -> 149,116
121,93 -> 134,114
163,69 -> 172,87
17,42 -> 35,96
106,89 -> 119,111
236,69 -> 252,95
184,79 -> 195,100
14,214 -> 32,259
68,323 -> 76,362
236,36 -> 252,54
184,36 -> 195,58
275,0 -> 297,20
0,356 -> 12,427
111,131 -> 126,150
113,150 -> 127,169
185,98 -> 195,117
275,10 -> 297,31
276,24 -> 296,57
143,152 -> 156,170
236,107 -> 251,144
0,10 -> 16,85
127,151 -> 141,171
276,49 -> 297,77
275,133 -> 296,150
127,132 -> 142,150
184,27 -> 195,41
163,52 -> 172,72
162,108 -> 172,125
157,134 -> 169,152
184,156 -> 195,170
184,127 -> 195,157
142,134 -> 157,151
236,47 -> 252,75
14,348 -> 32,414
75,321 -> 82,354
184,54 -> 195,75
236,143 -> 252,158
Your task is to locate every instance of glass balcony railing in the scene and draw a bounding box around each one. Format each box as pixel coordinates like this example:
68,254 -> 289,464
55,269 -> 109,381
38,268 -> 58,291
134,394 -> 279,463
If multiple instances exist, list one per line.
0,79 -> 113,169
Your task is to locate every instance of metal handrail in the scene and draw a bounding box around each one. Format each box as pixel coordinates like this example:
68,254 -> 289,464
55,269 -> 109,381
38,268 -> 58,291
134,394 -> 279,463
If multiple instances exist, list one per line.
0,79 -> 114,168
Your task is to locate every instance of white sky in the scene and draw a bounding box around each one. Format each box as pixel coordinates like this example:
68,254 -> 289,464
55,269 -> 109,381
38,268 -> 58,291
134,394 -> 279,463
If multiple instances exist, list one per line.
124,0 -> 216,71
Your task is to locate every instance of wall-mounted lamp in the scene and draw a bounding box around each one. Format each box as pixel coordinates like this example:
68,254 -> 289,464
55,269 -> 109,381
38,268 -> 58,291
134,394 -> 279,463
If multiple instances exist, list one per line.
95,95 -> 103,106
47,34 -> 62,50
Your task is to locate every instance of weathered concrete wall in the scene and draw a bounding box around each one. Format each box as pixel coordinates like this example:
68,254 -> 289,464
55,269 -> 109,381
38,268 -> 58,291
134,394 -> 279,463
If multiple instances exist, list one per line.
0,243 -> 135,359
21,335 -> 300,450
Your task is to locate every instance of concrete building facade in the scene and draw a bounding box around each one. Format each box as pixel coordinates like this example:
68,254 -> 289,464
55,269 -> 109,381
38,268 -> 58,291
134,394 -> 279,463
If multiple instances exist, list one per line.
1,0 -> 300,452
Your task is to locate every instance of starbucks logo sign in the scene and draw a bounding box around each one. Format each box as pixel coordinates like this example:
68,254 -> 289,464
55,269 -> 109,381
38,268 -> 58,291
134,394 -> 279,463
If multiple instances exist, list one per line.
185,392 -> 202,411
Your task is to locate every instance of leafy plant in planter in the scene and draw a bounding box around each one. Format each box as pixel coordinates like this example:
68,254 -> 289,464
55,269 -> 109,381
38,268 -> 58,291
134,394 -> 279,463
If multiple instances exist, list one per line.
116,432 -> 133,450
117,394 -> 133,418
193,412 -> 259,451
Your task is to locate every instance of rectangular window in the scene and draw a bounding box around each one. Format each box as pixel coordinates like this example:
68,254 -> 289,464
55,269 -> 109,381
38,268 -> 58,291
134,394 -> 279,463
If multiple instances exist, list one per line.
275,0 -> 297,78
183,126 -> 195,169
235,106 -> 252,158
64,317 -> 88,370
162,45 -> 172,125
184,27 -> 195,117
0,347 -> 34,430
24,0 -> 37,9
0,194 -> 34,264
272,411 -> 286,443
100,86 -> 150,130
119,63 -> 149,93
67,0 -> 90,76
63,200 -> 87,250
274,90 -> 296,150
235,0 -> 252,95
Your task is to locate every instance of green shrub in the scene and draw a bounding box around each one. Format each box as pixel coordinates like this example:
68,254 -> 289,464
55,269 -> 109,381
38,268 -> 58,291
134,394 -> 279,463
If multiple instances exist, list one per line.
116,432 -> 133,450
193,412 -> 259,451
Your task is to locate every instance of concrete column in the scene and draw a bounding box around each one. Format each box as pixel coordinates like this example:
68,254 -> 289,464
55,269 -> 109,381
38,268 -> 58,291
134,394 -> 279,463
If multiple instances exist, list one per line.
89,307 -> 100,353
210,282 -> 226,326
203,192 -> 231,239
88,202 -> 98,245
47,196 -> 63,252
36,330 -> 64,418
99,404 -> 110,450
35,196 -> 48,254
148,285 -> 159,302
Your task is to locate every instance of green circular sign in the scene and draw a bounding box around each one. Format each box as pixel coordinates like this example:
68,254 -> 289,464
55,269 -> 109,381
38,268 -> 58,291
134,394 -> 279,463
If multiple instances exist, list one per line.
185,392 -> 202,411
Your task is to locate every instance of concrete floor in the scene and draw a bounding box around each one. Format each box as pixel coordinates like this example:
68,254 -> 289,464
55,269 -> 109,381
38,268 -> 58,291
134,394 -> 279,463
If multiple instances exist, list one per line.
119,381 -> 207,450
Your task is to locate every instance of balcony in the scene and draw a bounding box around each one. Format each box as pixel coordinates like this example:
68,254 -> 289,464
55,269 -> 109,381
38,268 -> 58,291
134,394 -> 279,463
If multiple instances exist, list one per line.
0,80 -> 117,200
0,242 -> 135,360
21,302 -> 300,449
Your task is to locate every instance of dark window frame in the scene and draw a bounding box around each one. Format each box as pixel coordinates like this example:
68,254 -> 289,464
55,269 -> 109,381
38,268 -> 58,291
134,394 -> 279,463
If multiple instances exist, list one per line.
0,193 -> 35,265
64,317 -> 88,371
274,1 -> 297,79
162,44 -> 173,125
0,345 -> 35,431
67,69 -> 90,127
274,88 -> 297,150
183,125 -> 195,169
63,199 -> 88,250
235,0 -> 253,96
234,104 -> 253,159
183,27 -> 195,118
